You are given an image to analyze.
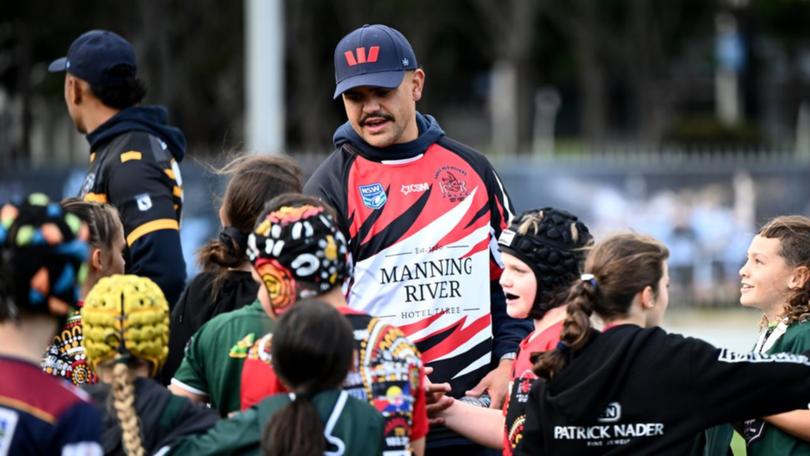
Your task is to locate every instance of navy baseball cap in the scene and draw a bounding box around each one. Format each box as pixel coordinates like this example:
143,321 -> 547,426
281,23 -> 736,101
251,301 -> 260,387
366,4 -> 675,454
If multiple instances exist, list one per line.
333,24 -> 418,99
48,30 -> 137,85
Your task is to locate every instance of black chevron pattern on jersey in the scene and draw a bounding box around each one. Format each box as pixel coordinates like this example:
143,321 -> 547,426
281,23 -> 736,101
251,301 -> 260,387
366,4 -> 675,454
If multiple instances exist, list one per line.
356,187 -> 433,262
465,201 -> 490,230
421,337 -> 491,393
353,185 -> 389,254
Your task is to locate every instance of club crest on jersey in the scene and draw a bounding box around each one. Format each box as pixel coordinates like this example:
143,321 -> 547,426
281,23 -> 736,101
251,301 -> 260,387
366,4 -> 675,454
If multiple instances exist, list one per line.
435,166 -> 469,202
358,183 -> 387,209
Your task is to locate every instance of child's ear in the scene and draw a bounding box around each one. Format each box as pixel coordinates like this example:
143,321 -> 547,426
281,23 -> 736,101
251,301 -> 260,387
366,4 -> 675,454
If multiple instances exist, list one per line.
789,265 -> 810,289
639,285 -> 655,309
90,247 -> 103,272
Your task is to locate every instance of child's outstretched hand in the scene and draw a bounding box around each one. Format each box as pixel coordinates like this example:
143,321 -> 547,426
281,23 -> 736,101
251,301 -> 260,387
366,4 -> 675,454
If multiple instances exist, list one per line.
424,366 -> 453,426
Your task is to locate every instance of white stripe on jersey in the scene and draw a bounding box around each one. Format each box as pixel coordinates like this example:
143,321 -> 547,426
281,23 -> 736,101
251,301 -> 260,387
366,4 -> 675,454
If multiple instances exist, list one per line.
453,352 -> 492,380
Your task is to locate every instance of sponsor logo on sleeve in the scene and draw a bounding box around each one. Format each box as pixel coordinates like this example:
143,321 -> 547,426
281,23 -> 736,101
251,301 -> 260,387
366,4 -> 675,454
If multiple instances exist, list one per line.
80,173 -> 96,197
135,193 -> 153,212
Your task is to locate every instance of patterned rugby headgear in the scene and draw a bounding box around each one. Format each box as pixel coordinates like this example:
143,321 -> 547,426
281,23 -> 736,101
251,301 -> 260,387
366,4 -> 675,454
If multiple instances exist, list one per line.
247,204 -> 350,316
81,274 -> 169,376
498,207 -> 593,319
0,193 -> 89,319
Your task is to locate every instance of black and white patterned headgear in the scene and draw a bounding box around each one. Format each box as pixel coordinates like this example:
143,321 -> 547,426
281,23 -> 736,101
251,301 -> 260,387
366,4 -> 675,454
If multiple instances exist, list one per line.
247,203 -> 350,316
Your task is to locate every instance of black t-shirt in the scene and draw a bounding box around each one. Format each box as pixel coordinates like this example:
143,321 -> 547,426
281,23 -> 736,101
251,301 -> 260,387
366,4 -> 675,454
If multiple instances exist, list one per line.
159,270 -> 258,385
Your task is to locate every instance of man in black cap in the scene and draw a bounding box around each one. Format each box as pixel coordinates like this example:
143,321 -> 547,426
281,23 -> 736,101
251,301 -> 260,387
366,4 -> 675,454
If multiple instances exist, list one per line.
304,24 -> 531,454
49,29 -> 186,306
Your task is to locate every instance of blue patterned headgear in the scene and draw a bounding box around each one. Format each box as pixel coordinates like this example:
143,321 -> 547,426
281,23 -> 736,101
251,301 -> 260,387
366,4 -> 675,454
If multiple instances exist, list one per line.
0,193 -> 89,319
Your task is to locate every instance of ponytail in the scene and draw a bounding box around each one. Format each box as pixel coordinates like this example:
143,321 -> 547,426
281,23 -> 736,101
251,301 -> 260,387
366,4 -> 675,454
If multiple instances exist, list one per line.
111,362 -> 144,456
262,394 -> 325,456
197,154 -> 302,299
534,280 -> 598,379
259,300 -> 353,455
196,227 -> 249,298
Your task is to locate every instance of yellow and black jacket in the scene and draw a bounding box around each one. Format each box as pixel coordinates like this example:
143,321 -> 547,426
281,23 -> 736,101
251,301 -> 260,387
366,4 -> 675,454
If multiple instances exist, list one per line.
79,105 -> 186,305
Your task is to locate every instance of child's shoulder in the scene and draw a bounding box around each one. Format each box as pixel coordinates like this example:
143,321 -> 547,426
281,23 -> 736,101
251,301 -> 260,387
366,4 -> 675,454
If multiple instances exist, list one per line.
780,320 -> 810,351
0,357 -> 94,421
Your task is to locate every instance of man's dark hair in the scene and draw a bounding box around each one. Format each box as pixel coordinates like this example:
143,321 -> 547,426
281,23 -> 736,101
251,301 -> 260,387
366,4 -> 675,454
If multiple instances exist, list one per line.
89,64 -> 147,109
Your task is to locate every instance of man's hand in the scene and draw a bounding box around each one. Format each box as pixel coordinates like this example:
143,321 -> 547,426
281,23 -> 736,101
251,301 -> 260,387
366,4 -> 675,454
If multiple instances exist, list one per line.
464,359 -> 513,409
424,366 -> 453,426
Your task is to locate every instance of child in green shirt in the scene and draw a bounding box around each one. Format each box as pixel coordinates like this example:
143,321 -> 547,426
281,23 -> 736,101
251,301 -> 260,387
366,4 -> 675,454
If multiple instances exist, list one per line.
166,299 -> 383,456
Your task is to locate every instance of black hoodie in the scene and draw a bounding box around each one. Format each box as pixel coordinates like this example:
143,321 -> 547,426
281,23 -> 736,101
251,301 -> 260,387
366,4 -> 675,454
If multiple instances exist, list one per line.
78,105 -> 187,305
84,377 -> 218,455
86,106 -> 186,158
518,325 -> 810,455
331,111 -> 445,161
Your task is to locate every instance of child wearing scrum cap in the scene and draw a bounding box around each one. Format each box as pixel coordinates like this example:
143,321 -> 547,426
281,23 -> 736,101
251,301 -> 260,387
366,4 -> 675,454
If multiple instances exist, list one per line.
81,274 -> 217,456
0,193 -> 103,454
241,194 -> 426,455
171,193 -> 426,455
167,299 -> 384,456
427,208 -> 593,455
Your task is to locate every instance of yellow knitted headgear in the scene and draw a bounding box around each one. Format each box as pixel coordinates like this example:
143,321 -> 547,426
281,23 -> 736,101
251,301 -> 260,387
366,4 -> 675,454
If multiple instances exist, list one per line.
81,274 -> 169,376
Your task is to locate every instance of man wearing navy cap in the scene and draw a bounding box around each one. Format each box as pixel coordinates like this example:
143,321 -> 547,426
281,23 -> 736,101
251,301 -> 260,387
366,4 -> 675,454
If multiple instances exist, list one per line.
304,24 -> 531,454
49,30 -> 186,307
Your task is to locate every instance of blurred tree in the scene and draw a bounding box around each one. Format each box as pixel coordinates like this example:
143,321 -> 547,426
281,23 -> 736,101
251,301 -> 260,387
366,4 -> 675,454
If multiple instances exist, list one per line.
472,0 -> 542,155
546,0 -> 712,146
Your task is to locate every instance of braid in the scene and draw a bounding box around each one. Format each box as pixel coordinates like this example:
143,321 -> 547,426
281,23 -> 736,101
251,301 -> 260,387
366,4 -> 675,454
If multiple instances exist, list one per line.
534,233 -> 669,380
533,281 -> 597,379
111,362 -> 144,456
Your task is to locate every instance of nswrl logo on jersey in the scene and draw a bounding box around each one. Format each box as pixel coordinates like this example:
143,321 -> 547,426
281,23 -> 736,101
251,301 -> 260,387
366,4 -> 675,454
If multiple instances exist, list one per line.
358,183 -> 387,210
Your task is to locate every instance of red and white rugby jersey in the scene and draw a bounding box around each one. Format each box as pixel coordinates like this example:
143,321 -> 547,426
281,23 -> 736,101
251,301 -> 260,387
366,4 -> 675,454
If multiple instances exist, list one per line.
305,136 -> 514,391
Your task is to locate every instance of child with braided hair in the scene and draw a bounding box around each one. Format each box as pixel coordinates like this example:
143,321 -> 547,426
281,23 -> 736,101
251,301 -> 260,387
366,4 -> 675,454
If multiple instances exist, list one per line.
165,299 -> 384,456
427,208 -> 593,455
81,274 -> 218,456
43,198 -> 125,385
0,193 -> 103,454
518,233 -> 810,455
